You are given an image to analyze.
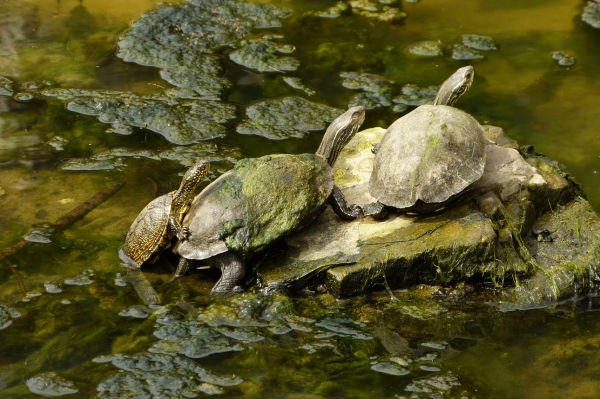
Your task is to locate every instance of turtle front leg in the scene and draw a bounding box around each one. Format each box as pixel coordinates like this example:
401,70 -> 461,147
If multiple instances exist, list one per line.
363,201 -> 388,219
168,216 -> 190,241
330,185 -> 362,220
207,252 -> 245,297
168,256 -> 193,282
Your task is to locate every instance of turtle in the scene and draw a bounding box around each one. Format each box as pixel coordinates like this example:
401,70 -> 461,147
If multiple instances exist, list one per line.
119,160 -> 210,267
172,106 -> 366,296
364,65 -> 486,218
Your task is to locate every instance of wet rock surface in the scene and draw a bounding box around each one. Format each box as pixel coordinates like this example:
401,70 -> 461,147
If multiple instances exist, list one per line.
257,126 -> 599,307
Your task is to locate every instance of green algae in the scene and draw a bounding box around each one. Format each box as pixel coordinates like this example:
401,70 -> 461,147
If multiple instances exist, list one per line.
393,83 -> 438,107
461,34 -> 498,51
1,79 -> 238,145
280,77 -> 317,96
341,72 -> 394,110
229,35 -> 300,73
582,2 -> 600,29
236,96 -> 342,139
60,143 -> 240,172
216,154 -> 332,258
451,44 -> 484,60
405,41 -> 445,57
63,93 -> 236,145
348,0 -> 406,22
117,0 -> 291,99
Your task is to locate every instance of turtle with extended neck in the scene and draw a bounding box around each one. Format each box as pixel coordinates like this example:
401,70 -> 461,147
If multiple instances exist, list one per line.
365,66 -> 486,218
120,160 -> 210,267
172,106 -> 366,296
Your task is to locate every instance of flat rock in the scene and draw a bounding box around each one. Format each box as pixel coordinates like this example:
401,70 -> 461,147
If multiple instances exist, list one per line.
257,125 -> 598,305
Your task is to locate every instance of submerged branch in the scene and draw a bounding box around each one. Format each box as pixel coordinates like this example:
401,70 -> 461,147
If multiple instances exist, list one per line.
0,182 -> 125,263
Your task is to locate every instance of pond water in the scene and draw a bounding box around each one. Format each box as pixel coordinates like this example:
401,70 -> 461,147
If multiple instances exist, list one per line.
1,0 -> 600,397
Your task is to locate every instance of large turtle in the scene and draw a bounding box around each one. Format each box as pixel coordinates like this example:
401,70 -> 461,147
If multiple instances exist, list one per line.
172,106 -> 366,296
119,160 -> 210,267
365,66 -> 486,218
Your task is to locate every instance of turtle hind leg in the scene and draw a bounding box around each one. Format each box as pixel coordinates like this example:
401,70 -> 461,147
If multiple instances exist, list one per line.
207,252 -> 245,297
364,201 -> 388,219
330,185 -> 362,220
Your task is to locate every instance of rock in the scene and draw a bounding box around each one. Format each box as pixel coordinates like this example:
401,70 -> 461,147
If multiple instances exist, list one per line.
501,199 -> 600,310
257,125 -> 599,306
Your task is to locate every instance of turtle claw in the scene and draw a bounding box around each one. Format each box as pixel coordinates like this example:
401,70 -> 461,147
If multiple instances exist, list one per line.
347,203 -> 363,219
364,201 -> 387,219
331,185 -> 363,220
169,257 -> 192,283
371,142 -> 381,154
210,285 -> 244,298
176,227 -> 190,241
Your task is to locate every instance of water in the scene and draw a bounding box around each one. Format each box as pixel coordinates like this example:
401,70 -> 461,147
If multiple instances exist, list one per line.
1,0 -> 600,397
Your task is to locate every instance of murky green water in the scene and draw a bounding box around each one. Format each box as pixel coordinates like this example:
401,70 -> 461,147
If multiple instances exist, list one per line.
2,0 -> 600,397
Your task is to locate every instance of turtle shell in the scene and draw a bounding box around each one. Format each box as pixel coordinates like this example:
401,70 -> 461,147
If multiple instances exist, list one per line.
173,153 -> 333,262
369,104 -> 486,211
121,192 -> 174,266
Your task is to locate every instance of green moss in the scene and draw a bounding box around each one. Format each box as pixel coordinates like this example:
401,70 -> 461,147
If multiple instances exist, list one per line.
210,154 -> 332,259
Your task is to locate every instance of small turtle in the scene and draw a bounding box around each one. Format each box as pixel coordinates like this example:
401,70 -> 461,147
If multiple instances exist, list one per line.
119,160 -> 210,267
365,66 -> 486,217
172,106 -> 366,296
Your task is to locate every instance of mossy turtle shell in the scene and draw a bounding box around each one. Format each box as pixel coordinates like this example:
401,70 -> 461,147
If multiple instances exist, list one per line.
122,192 -> 174,266
174,153 -> 333,261
369,104 -> 486,210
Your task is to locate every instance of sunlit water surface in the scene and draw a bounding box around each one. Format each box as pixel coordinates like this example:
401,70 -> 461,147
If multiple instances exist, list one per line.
1,0 -> 600,397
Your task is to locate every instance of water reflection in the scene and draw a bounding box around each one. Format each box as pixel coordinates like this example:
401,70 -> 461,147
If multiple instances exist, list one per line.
0,1 -> 30,76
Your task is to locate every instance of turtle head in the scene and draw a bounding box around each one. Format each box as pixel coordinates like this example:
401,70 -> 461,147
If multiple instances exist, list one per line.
182,160 -> 210,187
432,65 -> 474,106
172,160 -> 210,208
317,106 -> 366,166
